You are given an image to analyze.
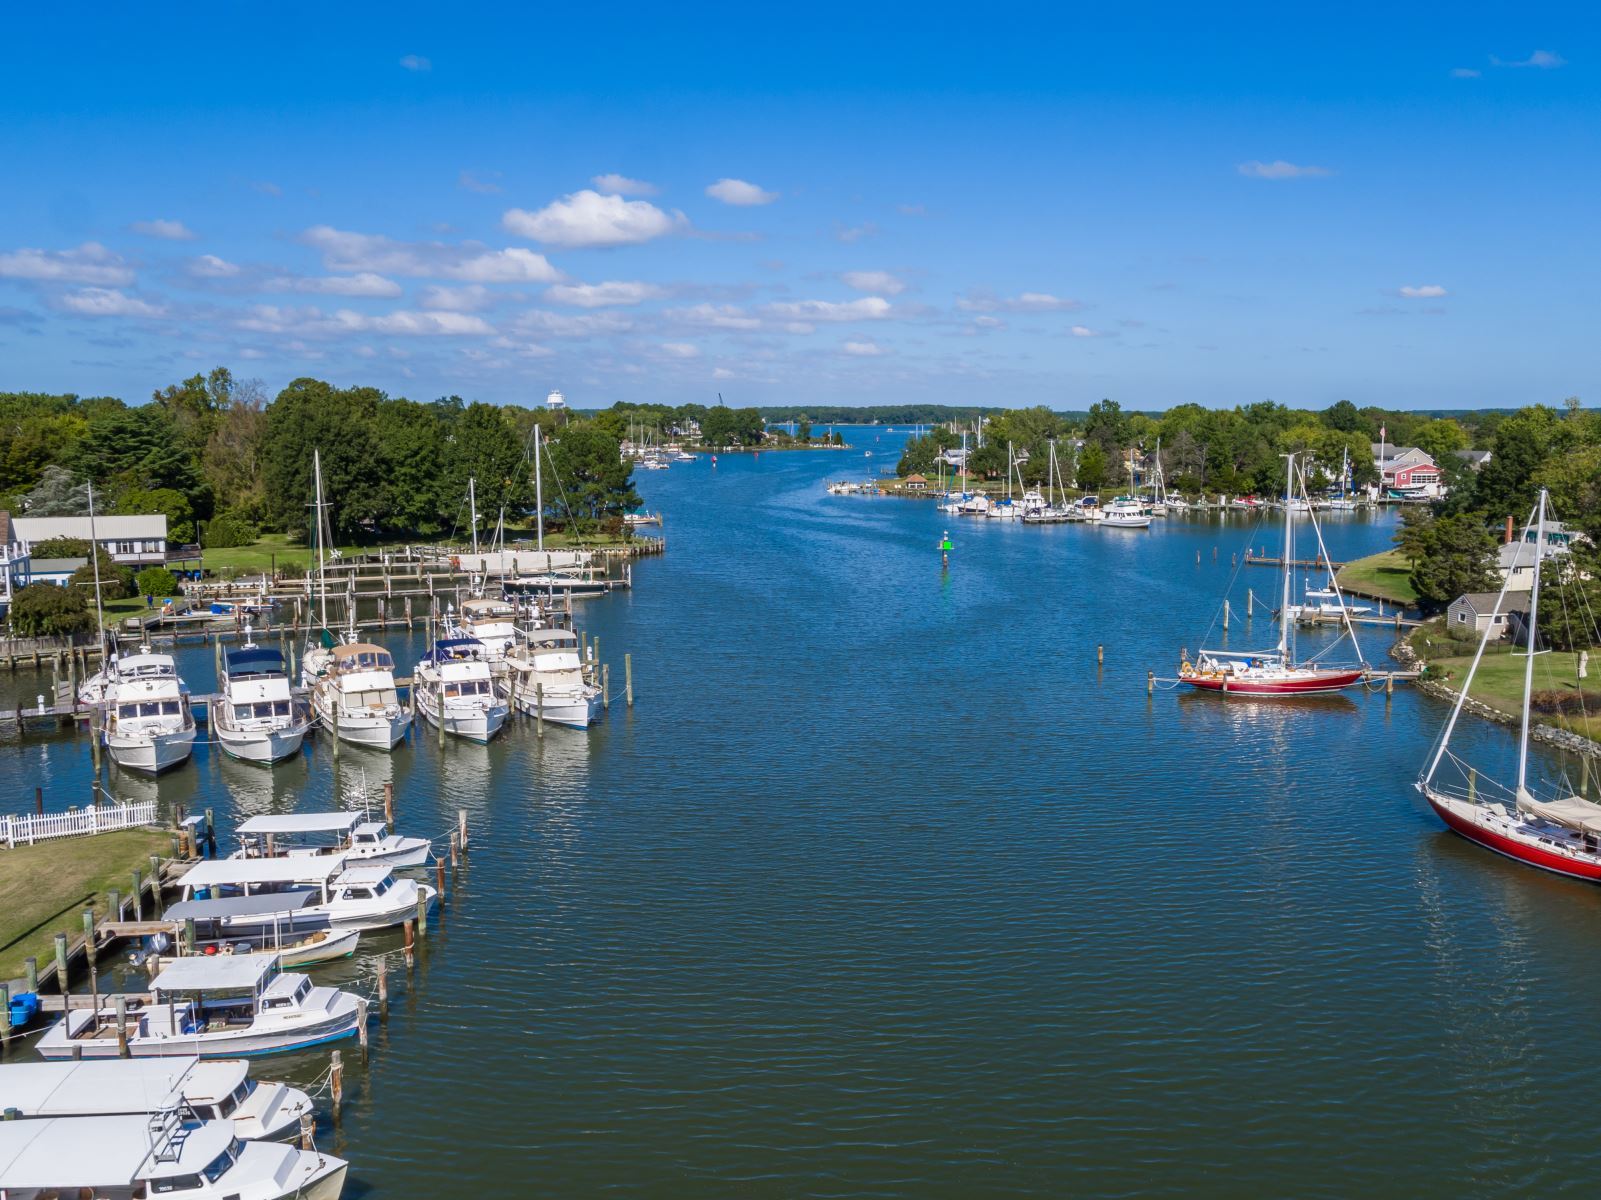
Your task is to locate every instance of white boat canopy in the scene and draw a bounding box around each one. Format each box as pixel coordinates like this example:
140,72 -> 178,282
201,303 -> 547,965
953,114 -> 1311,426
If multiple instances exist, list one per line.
0,1056 -> 204,1117
237,812 -> 363,835
148,953 -> 277,995
163,892 -> 325,921
1519,794 -> 1601,835
180,857 -> 347,888
0,1114 -> 236,1188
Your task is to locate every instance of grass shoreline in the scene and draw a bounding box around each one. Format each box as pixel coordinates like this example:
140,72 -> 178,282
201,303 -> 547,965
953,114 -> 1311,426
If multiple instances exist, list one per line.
1336,549 -> 1418,606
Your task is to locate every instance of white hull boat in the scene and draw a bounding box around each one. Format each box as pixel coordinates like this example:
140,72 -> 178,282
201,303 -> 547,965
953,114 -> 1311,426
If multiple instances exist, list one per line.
506,627 -> 604,729
212,644 -> 313,766
310,639 -> 413,751
107,726 -> 197,774
414,639 -> 510,744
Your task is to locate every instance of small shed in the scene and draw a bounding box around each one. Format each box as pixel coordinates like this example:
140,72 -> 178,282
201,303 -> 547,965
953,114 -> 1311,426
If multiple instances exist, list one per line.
903,474 -> 929,491
1448,591 -> 1531,640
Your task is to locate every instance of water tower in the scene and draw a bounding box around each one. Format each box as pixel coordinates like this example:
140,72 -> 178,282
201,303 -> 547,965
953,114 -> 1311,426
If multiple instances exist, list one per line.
546,389 -> 566,412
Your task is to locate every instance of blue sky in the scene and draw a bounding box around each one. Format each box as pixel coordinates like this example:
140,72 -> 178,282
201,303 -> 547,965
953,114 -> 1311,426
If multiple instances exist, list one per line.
1,2 -> 1595,411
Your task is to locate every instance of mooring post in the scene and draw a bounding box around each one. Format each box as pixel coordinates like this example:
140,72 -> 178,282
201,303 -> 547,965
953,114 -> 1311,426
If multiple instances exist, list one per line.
108,889 -> 121,920
0,983 -> 11,1049
53,934 -> 68,996
535,682 -> 544,737
625,653 -> 634,707
115,994 -> 129,1057
403,919 -> 415,967
299,1112 -> 315,1151
450,831 -> 459,868
458,809 -> 468,854
131,870 -> 143,920
1223,599 -> 1230,631
330,1049 -> 344,1112
1147,671 -> 1155,696
435,853 -> 446,899
1097,644 -> 1104,666
383,781 -> 395,827
603,663 -> 610,709
377,957 -> 388,1021
24,958 -> 37,995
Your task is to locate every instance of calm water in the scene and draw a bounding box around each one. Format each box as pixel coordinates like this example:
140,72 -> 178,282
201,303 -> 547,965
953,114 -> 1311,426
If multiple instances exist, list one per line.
3,430 -> 1596,1197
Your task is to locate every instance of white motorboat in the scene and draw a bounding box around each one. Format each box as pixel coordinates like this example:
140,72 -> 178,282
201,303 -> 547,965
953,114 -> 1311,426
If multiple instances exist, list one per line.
177,857 -> 435,933
103,649 -> 197,774
34,955 -> 362,1060
503,572 -> 611,599
413,639 -> 509,744
956,493 -> 991,516
671,450 -> 696,462
212,643 -> 313,765
0,1111 -> 347,1200
1097,497 -> 1153,528
1287,579 -> 1372,620
0,1056 -> 312,1142
235,810 -> 431,869
637,454 -> 670,470
157,893 -> 362,968
505,627 -> 603,728
310,640 -> 412,750
447,597 -> 521,659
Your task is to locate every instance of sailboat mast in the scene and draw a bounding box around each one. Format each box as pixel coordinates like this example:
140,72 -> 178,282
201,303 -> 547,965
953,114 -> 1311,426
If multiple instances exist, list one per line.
1516,490 -> 1548,802
534,424 -> 545,553
469,477 -> 479,557
1278,454 -> 1295,658
86,482 -> 105,632
313,449 -> 329,631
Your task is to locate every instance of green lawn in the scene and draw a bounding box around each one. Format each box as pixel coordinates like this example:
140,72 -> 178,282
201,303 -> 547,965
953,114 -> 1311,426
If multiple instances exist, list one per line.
1335,549 -> 1418,606
0,827 -> 175,987
1423,643 -> 1601,741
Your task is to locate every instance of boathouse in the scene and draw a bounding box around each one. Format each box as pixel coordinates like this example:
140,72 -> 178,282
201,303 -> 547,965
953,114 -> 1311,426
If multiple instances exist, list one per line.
1447,591 -> 1531,640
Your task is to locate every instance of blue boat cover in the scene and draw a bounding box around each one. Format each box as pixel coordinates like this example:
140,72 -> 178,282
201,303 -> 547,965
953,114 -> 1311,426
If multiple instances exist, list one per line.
224,646 -> 286,675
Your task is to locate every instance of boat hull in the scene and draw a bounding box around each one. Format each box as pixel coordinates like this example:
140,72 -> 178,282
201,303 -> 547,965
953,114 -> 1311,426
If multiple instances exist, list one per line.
511,689 -> 603,728
1181,668 -> 1365,696
35,1004 -> 360,1060
317,707 -> 412,750
216,721 -> 312,765
1425,790 -> 1601,882
106,727 -> 196,774
418,695 -> 509,743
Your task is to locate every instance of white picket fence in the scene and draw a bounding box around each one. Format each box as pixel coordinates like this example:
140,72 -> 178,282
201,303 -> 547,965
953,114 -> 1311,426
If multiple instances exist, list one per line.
0,801 -> 158,849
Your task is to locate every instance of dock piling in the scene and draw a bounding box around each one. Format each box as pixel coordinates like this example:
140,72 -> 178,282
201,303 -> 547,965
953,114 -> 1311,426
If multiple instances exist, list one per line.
402,919 -> 415,967
603,663 -> 610,710
458,809 -> 468,854
625,653 -> 634,707
299,1112 -> 315,1151
1147,671 -> 1155,696
0,984 -> 10,1050
24,958 -> 37,995
383,781 -> 395,827
357,999 -> 369,1051
535,683 -> 544,737
131,870 -> 143,920
377,958 -> 388,1020
53,934 -> 68,996
416,891 -> 428,936
1097,644 -> 1104,666
115,995 -> 129,1057
330,1050 -> 344,1111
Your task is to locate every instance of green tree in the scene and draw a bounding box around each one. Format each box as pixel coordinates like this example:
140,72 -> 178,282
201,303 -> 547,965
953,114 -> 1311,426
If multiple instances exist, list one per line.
20,465 -> 85,516
1407,512 -> 1497,611
543,425 -> 640,530
1536,545 -> 1601,652
1322,399 -> 1367,434
70,549 -> 133,602
203,379 -> 269,519
447,402 -> 527,518
1473,407 -> 1557,523
1075,443 -> 1108,490
261,378 -> 384,541
8,583 -> 95,636
135,567 -> 179,598
796,415 -> 812,443
117,487 -> 195,543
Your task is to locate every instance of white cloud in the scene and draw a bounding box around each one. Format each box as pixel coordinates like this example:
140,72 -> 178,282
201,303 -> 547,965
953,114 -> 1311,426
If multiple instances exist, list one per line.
1494,49 -> 1565,69
763,297 -> 892,322
660,342 -> 701,358
545,280 -> 666,307
459,170 -> 502,194
300,226 -> 562,282
1069,325 -> 1101,337
841,270 -> 905,295
1237,160 -> 1334,179
665,303 -> 761,331
841,340 -> 885,356
712,366 -> 736,380
57,288 -> 165,317
836,222 -> 878,243
973,315 -> 1004,329
131,219 -> 197,241
958,290 -> 1081,313
419,284 -> 494,312
898,203 -> 928,216
266,272 -> 403,297
1450,67 -> 1482,78
487,336 -> 556,359
400,54 -> 432,71
0,243 -> 134,286
365,310 -> 491,335
502,190 -> 685,248
509,309 -> 635,338
237,304 -> 491,337
187,254 -> 241,279
592,173 -> 658,196
1399,284 -> 1447,298
705,178 -> 777,206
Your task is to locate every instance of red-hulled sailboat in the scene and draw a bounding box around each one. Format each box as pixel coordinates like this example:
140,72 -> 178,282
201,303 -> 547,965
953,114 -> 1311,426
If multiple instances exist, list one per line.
1417,489 -> 1601,881
1178,453 -> 1367,696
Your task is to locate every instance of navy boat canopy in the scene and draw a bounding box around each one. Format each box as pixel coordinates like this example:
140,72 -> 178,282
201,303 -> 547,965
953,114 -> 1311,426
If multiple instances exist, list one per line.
225,646 -> 286,675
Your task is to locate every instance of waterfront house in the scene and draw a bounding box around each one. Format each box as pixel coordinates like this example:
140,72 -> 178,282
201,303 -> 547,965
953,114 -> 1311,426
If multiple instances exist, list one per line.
8,512 -> 168,567
1370,445 -> 1442,499
1498,538 -> 1567,589
1447,591 -> 1531,641
0,511 -> 29,616
1454,449 -> 1492,471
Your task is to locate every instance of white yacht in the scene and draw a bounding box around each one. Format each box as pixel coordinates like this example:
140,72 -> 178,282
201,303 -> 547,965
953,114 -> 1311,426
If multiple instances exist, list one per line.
505,627 -> 603,728
212,643 -> 313,765
177,857 -> 435,933
413,639 -> 509,744
1097,497 -> 1153,528
0,1111 -> 346,1200
447,597 -> 520,660
235,810 -> 431,869
34,955 -> 362,1060
0,1057 -> 312,1142
103,649 -> 197,774
310,640 -> 412,750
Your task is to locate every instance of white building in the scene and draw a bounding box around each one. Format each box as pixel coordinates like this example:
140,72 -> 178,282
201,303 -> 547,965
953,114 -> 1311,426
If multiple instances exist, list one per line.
546,389 -> 566,411
8,513 -> 169,567
1447,591 -> 1531,640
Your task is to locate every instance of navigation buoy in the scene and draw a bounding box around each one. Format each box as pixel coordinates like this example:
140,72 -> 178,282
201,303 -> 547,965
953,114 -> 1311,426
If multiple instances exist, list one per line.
939,531 -> 953,570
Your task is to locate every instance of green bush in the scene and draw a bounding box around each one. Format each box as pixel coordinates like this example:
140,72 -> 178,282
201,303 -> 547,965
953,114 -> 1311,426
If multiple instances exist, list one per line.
135,567 -> 179,598
70,552 -> 133,601
30,537 -> 90,558
8,583 -> 94,636
203,512 -> 259,549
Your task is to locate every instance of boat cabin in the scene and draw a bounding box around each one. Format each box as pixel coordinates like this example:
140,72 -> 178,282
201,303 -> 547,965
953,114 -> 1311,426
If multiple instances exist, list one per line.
329,865 -> 399,905
0,1112 -> 253,1198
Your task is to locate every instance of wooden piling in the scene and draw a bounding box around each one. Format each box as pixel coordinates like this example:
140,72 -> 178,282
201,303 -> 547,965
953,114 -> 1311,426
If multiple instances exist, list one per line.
450,832 -> 459,868
376,957 -> 388,1020
115,995 -> 129,1057
299,1112 -> 315,1151
625,653 -> 634,706
535,682 -> 544,736
435,853 -> 445,899
131,870 -> 143,920
416,890 -> 428,935
24,958 -> 37,995
602,663 -> 610,709
402,919 -> 415,967
1097,644 -> 1104,666
357,999 -> 368,1050
330,1050 -> 344,1111
383,781 -> 395,827
1147,671 -> 1155,696
53,934 -> 68,996
0,984 -> 11,1049
108,889 -> 121,920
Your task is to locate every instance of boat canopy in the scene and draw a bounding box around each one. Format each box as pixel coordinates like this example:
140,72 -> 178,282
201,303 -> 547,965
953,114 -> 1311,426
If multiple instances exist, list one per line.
237,811 -> 363,835
520,628 -> 579,648
149,952 -> 277,994
0,1115 -> 236,1188
333,865 -> 396,886
1519,794 -> 1601,835
461,598 -> 515,616
332,643 -> 394,670
225,646 -> 286,676
426,637 -> 487,662
0,1057 -> 201,1117
164,891 -> 323,921
180,857 -> 346,888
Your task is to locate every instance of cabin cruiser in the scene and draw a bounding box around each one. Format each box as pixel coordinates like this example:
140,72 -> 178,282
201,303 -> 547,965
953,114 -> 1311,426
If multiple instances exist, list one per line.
503,571 -> 611,599
1019,487 -> 1047,517
156,894 -> 361,968
212,644 -> 313,765
446,598 -> 520,660
35,955 -> 362,1060
235,810 -> 431,869
1097,497 -> 1153,528
177,857 -> 435,933
413,638 -> 510,743
0,1111 -> 347,1200
309,640 -> 412,750
505,627 -> 604,728
1287,579 -> 1371,620
102,649 -> 197,774
0,1057 -> 312,1142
